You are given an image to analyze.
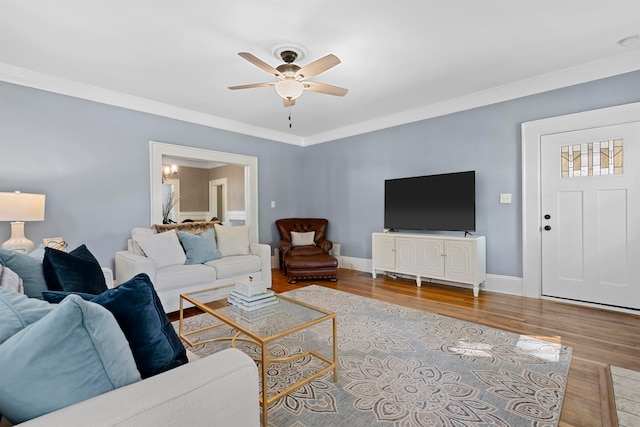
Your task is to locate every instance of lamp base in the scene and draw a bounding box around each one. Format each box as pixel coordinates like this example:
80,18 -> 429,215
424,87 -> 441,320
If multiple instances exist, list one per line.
1,222 -> 35,254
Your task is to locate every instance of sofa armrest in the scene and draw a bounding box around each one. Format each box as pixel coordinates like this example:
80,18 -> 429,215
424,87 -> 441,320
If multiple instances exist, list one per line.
19,348 -> 260,427
250,243 -> 272,288
114,250 -> 156,286
101,267 -> 114,289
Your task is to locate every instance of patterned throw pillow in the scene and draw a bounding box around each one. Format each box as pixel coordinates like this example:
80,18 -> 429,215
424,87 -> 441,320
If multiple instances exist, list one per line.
0,265 -> 23,294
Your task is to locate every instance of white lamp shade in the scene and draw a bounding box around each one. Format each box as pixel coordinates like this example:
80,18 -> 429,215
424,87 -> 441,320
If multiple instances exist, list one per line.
275,79 -> 304,100
0,192 -> 46,221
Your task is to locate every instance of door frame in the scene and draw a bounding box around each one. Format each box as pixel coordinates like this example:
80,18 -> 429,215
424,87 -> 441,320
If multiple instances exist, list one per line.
521,102 -> 640,299
209,178 -> 227,222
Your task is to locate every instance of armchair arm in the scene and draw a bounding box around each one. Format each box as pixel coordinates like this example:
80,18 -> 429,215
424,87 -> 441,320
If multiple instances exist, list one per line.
316,238 -> 333,254
278,240 -> 292,255
20,348 -> 260,427
114,250 -> 156,286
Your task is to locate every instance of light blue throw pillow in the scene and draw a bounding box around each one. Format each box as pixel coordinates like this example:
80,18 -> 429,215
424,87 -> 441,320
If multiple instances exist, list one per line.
0,248 -> 48,300
0,295 -> 141,424
0,287 -> 53,345
178,228 -> 222,264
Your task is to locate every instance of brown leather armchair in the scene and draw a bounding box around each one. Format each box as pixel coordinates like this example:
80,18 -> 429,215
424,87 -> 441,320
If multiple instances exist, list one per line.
275,218 -> 338,283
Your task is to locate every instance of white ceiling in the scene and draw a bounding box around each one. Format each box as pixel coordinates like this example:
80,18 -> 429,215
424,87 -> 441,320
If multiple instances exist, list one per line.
1,0 -> 639,146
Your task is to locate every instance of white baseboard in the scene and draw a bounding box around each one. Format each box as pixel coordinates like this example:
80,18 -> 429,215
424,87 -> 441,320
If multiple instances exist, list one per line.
268,254 -> 525,296
483,274 -> 524,296
336,256 -> 524,296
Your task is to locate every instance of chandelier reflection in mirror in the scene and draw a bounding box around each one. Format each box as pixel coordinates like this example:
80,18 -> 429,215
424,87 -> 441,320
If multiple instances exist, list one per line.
162,164 -> 178,183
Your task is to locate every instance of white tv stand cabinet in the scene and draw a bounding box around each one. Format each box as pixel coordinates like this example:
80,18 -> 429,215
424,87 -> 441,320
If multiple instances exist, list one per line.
372,232 -> 486,297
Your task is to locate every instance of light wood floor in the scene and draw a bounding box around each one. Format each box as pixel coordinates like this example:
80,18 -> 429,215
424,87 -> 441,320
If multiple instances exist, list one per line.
174,268 -> 640,427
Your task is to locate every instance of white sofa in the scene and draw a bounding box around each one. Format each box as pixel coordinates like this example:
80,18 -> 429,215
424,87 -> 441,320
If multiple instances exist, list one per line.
115,224 -> 272,313
13,348 -> 260,427
1,266 -> 260,427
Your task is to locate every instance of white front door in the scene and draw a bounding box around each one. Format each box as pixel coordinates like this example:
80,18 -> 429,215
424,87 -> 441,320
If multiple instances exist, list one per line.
540,122 -> 640,309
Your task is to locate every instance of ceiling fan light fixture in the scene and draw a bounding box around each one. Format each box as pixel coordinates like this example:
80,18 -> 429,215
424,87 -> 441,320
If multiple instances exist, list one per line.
275,79 -> 304,100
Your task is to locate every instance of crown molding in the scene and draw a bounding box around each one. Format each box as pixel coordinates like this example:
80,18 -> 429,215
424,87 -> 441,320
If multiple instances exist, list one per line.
303,51 -> 640,146
0,63 -> 304,146
2,51 -> 639,147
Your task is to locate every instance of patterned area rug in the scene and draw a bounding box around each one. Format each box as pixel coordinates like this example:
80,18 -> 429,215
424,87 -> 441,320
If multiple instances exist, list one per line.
174,285 -> 572,426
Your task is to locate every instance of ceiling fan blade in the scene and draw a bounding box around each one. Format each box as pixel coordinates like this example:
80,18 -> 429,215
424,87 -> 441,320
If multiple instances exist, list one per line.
237,52 -> 280,76
283,98 -> 296,107
303,81 -> 348,96
296,54 -> 341,80
228,82 -> 274,90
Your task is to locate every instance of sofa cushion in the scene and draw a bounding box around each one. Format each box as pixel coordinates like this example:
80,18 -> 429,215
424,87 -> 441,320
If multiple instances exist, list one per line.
90,273 -> 188,378
214,224 -> 250,256
0,295 -> 141,424
136,230 -> 186,268
0,265 -> 23,294
0,287 -> 53,345
178,228 -> 222,265
42,245 -> 108,294
206,255 -> 262,280
154,264 -> 215,292
291,231 -> 316,247
0,248 -> 47,299
131,227 -> 156,255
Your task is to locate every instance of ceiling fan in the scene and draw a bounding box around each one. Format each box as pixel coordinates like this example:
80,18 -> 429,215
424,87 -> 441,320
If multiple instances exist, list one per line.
228,49 -> 348,107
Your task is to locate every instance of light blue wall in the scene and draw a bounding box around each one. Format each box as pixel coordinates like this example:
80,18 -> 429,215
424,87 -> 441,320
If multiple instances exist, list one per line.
1,71 -> 639,277
303,71 -> 640,277
0,82 -> 305,267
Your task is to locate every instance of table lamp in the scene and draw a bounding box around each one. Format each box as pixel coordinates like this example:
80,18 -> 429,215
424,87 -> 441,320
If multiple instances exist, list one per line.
0,191 -> 46,253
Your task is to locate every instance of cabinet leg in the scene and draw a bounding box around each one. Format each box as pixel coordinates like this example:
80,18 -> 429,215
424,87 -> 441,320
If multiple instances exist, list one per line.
372,270 -> 377,279
473,284 -> 480,297
416,276 -> 421,287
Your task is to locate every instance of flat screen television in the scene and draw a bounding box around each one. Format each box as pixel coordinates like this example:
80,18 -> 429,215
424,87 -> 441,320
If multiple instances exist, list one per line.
384,171 -> 476,232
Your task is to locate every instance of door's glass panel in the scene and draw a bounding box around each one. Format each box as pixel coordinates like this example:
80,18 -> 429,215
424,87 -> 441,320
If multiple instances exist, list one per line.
561,146 -> 570,178
573,144 -> 581,177
614,139 -> 623,175
561,139 -> 623,178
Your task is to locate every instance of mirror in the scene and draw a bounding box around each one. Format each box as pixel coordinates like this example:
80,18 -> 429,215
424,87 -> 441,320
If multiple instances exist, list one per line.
149,141 -> 259,242
160,163 -> 243,224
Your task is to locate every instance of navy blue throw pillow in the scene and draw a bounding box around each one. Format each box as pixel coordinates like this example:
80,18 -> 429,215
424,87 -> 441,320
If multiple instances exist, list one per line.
90,273 -> 188,378
42,245 -> 107,294
42,290 -> 96,304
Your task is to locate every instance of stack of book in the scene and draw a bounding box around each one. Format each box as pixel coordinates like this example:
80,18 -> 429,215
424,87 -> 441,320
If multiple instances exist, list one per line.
227,289 -> 278,311
227,278 -> 277,312
230,304 -> 279,323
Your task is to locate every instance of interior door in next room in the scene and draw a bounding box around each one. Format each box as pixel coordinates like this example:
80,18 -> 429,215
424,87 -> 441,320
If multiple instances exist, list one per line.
540,121 -> 640,309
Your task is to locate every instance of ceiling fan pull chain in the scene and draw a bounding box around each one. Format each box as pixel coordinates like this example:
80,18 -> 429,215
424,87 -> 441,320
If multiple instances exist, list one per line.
289,108 -> 292,128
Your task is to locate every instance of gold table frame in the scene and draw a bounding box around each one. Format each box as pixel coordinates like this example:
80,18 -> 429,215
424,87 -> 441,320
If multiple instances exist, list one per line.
179,288 -> 338,427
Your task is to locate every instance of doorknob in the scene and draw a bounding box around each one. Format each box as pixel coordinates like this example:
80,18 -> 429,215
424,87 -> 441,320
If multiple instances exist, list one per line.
544,225 -> 551,231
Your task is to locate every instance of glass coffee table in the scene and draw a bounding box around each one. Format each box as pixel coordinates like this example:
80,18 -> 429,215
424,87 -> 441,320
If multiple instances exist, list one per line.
179,287 -> 338,427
